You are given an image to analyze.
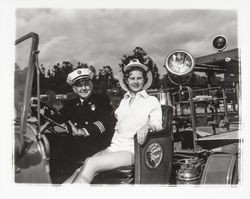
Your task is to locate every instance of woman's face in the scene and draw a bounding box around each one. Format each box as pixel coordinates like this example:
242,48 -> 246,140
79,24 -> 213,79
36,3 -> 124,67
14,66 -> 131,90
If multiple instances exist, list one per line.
125,70 -> 145,94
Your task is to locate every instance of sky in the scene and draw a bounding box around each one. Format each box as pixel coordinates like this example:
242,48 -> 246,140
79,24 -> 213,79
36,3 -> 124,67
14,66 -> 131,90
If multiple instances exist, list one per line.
15,9 -> 238,78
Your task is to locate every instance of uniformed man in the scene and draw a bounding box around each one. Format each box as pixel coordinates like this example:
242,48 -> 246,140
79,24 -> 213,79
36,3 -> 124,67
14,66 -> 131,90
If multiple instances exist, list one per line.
63,67 -> 115,138
47,67 -> 115,183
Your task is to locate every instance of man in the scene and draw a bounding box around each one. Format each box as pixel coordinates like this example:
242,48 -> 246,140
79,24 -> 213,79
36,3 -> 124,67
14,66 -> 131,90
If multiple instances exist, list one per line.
47,67 -> 115,183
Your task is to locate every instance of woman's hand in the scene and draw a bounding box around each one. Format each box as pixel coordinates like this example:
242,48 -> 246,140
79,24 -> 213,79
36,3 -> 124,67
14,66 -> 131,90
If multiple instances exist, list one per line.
68,121 -> 88,136
136,124 -> 150,145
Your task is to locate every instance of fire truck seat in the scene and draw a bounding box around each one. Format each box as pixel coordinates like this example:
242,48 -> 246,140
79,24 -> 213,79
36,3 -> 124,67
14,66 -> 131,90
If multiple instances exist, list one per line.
92,105 -> 174,184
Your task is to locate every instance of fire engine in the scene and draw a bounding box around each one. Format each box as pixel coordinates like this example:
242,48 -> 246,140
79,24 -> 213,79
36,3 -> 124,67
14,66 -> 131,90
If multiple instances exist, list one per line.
14,33 -> 241,185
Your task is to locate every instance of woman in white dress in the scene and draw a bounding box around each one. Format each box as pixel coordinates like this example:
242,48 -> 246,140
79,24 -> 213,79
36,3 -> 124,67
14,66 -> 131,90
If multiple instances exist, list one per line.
65,59 -> 162,183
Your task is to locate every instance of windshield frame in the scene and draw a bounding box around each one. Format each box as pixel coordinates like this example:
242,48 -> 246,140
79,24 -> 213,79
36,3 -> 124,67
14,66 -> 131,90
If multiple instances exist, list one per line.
15,32 -> 39,134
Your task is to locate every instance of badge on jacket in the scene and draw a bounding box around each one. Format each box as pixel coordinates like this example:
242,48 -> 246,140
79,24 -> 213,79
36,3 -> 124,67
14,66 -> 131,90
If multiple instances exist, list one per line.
91,104 -> 96,111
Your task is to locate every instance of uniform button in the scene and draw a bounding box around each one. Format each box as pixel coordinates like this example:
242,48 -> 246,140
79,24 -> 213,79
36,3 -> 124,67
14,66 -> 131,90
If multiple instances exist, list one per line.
74,123 -> 77,125
85,121 -> 88,125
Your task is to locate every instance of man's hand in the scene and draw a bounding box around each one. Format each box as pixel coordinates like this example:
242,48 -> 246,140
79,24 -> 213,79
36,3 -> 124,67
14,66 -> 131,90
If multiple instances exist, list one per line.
136,124 -> 150,145
68,121 -> 88,137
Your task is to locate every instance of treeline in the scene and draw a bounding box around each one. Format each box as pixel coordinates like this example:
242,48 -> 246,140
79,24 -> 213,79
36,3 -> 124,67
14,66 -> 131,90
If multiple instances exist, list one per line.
15,46 -> 226,96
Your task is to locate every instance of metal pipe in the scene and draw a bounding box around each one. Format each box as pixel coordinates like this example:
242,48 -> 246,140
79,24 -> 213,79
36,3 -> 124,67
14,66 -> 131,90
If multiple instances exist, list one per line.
35,51 -> 41,140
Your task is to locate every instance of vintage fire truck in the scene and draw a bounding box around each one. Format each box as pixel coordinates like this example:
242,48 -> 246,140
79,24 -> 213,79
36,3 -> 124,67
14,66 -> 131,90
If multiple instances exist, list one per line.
14,33 -> 241,185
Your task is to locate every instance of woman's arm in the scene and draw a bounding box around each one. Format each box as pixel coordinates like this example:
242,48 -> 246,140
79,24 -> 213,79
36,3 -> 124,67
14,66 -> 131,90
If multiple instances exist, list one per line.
148,97 -> 163,132
136,97 -> 162,145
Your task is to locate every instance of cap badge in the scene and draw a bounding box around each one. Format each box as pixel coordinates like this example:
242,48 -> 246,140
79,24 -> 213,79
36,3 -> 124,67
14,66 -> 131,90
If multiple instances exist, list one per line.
77,70 -> 81,74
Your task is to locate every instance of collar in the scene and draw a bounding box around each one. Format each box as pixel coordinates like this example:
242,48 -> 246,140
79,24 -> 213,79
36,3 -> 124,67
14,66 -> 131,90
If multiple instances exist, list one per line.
124,90 -> 148,99
78,93 -> 93,104
75,98 -> 85,106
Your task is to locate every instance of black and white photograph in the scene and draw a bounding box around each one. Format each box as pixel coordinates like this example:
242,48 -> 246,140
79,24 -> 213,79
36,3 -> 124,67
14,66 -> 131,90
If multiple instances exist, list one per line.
1,0 -> 250,198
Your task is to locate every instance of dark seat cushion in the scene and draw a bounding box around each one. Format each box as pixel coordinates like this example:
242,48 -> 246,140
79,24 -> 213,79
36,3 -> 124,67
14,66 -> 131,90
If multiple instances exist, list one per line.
92,166 -> 135,184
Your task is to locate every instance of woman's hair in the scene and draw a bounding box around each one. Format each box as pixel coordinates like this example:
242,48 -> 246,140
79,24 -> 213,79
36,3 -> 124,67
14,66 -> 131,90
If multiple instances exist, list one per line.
123,66 -> 148,88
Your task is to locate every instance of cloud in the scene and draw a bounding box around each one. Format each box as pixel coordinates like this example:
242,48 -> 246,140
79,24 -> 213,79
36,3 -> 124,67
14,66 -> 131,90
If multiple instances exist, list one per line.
16,9 -> 238,77
40,35 -> 68,55
39,35 -> 69,65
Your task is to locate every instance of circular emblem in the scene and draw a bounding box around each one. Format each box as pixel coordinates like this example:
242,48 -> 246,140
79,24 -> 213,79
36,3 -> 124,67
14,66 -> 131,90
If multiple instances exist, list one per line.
77,70 -> 81,74
145,143 -> 163,169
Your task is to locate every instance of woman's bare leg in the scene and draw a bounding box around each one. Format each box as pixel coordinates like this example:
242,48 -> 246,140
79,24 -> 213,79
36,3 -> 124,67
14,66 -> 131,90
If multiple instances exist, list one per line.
63,149 -> 110,183
72,150 -> 134,184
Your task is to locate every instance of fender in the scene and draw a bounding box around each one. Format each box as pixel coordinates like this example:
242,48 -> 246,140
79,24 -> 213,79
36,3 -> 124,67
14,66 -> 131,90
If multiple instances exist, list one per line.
200,153 -> 237,184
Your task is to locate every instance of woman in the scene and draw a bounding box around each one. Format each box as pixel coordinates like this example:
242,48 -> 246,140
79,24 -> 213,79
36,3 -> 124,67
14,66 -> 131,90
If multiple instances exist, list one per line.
65,59 -> 162,184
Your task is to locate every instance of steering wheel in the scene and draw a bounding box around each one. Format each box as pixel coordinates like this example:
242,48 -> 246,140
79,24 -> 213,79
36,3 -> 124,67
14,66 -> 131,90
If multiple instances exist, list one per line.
31,100 -> 71,134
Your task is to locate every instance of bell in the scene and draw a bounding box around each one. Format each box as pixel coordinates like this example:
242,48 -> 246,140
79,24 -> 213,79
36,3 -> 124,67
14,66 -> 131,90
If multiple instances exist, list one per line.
175,157 -> 204,184
176,164 -> 200,182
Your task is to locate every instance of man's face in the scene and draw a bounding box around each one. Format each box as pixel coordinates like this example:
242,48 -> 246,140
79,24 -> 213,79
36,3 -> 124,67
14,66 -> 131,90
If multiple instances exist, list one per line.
72,79 -> 93,99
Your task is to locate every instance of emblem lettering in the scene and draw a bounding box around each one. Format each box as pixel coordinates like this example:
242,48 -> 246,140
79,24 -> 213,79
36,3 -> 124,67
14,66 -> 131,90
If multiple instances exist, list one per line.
151,146 -> 161,154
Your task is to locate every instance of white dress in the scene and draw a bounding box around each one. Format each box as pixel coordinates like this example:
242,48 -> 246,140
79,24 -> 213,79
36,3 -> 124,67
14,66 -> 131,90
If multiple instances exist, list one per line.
107,90 -> 162,154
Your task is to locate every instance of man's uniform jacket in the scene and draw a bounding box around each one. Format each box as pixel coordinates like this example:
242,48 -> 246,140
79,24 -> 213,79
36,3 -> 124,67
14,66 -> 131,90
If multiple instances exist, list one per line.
46,93 -> 116,178
61,93 -> 115,138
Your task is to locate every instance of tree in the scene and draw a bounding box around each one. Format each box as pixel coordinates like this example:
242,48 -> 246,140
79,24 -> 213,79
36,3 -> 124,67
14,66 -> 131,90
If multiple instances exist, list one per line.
14,63 -> 27,109
161,74 -> 175,88
95,65 -> 118,92
119,47 -> 160,89
15,63 -> 21,72
42,62 -> 73,94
